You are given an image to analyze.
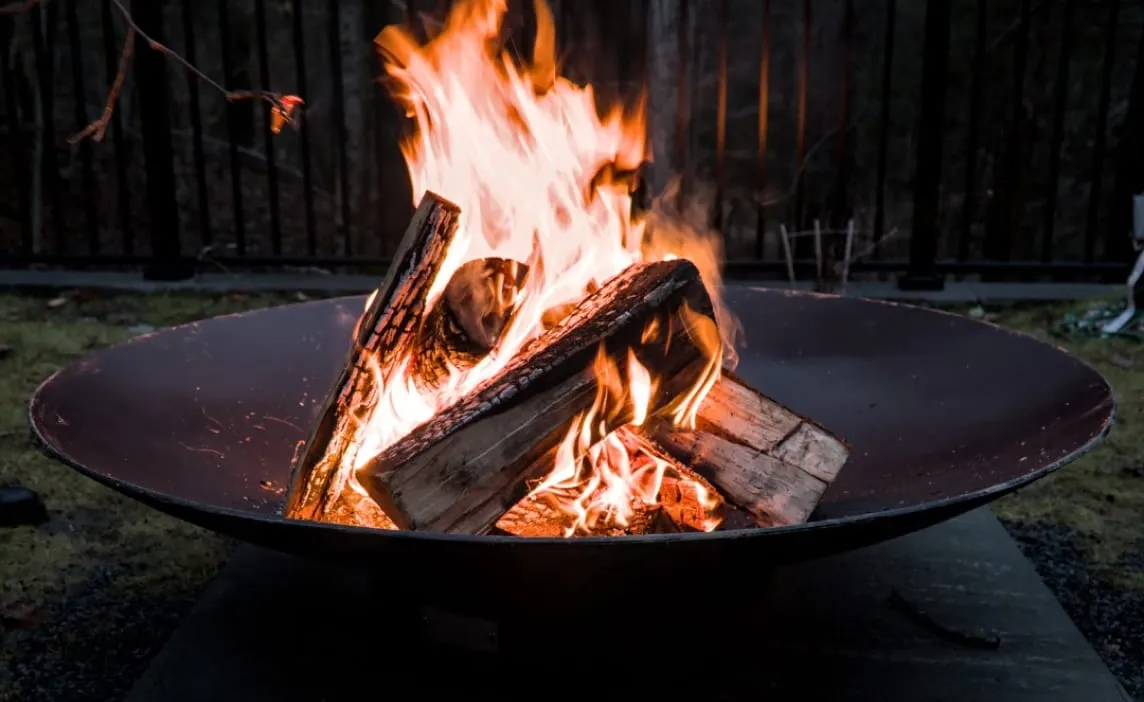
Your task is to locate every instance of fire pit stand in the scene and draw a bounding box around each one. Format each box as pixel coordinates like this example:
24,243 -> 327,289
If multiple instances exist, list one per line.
122,509 -> 1131,701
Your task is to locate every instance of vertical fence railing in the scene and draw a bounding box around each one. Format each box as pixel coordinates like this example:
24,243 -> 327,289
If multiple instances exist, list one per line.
65,0 -> 99,256
871,0 -> 895,254
132,0 -> 188,280
957,0 -> 986,264
0,0 -> 1139,283
901,0 -> 950,290
1085,0 -> 1120,264
755,0 -> 771,260
182,0 -> 212,254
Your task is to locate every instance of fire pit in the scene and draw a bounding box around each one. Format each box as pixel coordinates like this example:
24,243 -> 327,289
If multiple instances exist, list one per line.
28,287 -> 1112,617
27,0 -> 1115,624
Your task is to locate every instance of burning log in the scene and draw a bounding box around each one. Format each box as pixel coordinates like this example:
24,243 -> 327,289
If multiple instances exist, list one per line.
614,426 -> 724,533
283,192 -> 461,523
643,373 -> 849,527
357,259 -> 720,534
411,257 -> 529,391
492,492 -> 665,538
492,427 -> 722,537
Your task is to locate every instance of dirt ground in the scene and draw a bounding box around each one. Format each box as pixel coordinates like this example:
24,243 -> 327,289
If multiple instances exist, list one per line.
0,291 -> 1141,701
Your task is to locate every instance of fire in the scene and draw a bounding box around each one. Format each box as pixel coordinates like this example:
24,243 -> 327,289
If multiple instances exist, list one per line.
331,0 -> 735,535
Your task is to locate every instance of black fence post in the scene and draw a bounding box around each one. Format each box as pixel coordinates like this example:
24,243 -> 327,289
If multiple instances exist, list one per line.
133,0 -> 193,281
899,0 -> 951,292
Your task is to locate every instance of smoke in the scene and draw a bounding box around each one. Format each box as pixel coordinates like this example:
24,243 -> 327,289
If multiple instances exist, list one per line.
641,178 -> 744,371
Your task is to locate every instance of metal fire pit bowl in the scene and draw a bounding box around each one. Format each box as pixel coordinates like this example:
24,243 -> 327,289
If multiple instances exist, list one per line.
29,287 -> 1113,618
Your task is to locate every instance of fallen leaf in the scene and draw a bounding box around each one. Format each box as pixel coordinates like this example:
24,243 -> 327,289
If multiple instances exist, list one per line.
46,296 -> 69,309
1110,354 -> 1134,370
294,291 -> 310,302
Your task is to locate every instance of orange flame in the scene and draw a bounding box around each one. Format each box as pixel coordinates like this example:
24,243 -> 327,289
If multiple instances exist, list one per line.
326,0 -> 735,534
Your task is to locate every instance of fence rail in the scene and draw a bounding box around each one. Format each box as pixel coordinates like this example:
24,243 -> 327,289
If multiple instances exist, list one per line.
0,0 -> 1141,289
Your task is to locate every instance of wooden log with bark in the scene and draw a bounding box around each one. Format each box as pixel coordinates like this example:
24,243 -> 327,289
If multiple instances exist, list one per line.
357,258 -> 720,535
410,257 -> 529,391
283,192 -> 461,523
616,428 -> 725,533
492,491 -> 666,538
642,372 -> 849,527
492,426 -> 722,537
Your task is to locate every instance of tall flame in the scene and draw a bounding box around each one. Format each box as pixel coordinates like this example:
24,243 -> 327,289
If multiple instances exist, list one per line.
330,0 -> 735,534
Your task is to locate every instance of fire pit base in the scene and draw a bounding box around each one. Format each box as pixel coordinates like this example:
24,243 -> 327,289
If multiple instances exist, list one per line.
124,510 -> 1128,702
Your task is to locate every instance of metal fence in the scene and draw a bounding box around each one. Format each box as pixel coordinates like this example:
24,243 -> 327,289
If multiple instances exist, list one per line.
0,0 -> 1141,288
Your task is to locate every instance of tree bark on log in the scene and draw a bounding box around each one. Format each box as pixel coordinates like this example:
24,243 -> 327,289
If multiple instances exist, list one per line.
643,372 -> 849,526
493,426 -> 723,537
283,192 -> 461,523
358,259 -> 720,534
410,257 -> 529,391
491,491 -> 666,538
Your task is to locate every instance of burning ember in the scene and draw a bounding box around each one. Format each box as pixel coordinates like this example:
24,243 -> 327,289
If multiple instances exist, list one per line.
283,0 -> 849,537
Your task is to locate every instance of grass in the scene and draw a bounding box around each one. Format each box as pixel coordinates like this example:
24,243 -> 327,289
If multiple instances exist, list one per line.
0,290 -> 315,701
0,289 -> 1141,698
0,291 -> 304,602
972,300 -> 1144,590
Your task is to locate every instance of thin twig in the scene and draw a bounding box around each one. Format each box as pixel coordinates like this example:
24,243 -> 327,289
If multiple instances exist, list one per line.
107,0 -> 294,114
68,27 -> 134,145
5,0 -> 305,146
847,226 -> 902,263
840,219 -> 856,292
812,219 -> 823,284
779,224 -> 796,286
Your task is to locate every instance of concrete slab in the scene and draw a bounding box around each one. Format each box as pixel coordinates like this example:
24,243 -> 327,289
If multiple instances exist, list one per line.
125,509 -> 1130,702
0,268 -> 1120,303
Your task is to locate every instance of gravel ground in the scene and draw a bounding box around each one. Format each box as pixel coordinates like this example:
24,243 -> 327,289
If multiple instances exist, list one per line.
0,543 -> 234,702
1001,519 -> 1144,701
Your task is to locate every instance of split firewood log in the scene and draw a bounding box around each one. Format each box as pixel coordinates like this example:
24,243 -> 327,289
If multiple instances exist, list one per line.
357,259 -> 720,534
283,192 -> 461,523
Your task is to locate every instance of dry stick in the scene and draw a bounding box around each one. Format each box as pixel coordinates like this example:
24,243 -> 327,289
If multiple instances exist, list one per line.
779,224 -> 796,286
69,27 -> 135,145
813,219 -> 823,285
841,219 -> 856,294
6,0 -> 304,146
106,0 -> 295,114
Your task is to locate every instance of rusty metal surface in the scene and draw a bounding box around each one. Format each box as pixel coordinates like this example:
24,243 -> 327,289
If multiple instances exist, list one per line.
27,288 -> 1113,611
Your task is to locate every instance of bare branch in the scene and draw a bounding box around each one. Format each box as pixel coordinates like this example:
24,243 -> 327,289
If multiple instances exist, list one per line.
106,0 -> 298,116
4,0 -> 306,146
68,27 -> 135,145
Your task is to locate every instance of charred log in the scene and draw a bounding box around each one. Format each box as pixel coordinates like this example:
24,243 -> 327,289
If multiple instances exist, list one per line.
493,426 -> 721,537
411,257 -> 529,391
283,192 -> 461,523
492,491 -> 665,538
358,259 -> 720,535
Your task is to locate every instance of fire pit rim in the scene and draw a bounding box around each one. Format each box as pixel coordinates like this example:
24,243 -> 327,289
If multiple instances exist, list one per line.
27,372 -> 1114,548
25,287 -> 1116,549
